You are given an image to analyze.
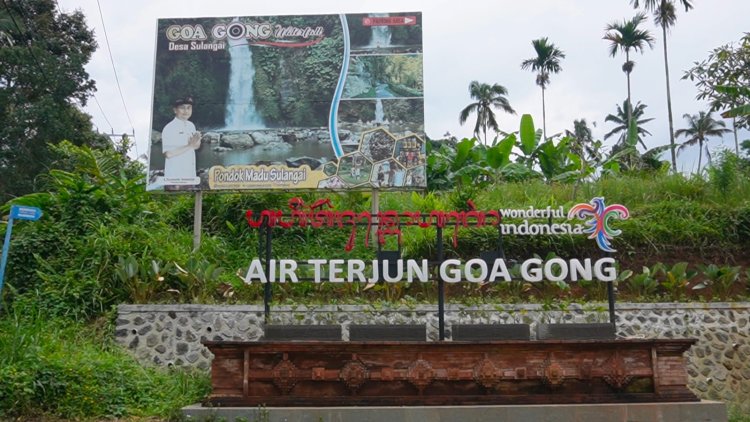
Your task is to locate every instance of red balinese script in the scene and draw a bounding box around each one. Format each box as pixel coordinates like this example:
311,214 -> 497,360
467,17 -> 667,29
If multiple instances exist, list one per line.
245,198 -> 501,251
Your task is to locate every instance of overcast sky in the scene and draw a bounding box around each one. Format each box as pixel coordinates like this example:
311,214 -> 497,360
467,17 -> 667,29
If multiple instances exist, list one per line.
57,0 -> 750,173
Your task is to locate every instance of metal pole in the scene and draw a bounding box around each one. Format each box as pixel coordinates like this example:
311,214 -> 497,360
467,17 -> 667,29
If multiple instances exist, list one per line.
496,221 -> 506,259
371,189 -> 379,248
257,222 -> 266,320
264,222 -> 273,323
607,282 -> 616,324
192,191 -> 203,252
0,216 -> 15,307
437,226 -> 445,341
606,252 -> 616,326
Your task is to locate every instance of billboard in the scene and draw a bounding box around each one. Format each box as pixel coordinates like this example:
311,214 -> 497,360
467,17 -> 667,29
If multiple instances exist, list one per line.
146,12 -> 425,191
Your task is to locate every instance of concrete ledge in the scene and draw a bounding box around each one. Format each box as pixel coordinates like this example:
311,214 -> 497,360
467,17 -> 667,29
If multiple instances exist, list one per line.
183,401 -> 727,422
349,324 -> 426,341
451,323 -> 531,341
119,302 -> 750,313
262,325 -> 341,341
537,323 -> 616,340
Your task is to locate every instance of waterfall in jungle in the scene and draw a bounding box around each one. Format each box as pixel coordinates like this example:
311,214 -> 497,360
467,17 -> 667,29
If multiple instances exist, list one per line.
375,98 -> 385,123
224,29 -> 264,130
368,14 -> 392,48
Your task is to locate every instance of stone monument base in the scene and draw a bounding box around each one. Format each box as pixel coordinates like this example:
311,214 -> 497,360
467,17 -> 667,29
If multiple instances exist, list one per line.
182,401 -> 727,422
203,339 -> 699,406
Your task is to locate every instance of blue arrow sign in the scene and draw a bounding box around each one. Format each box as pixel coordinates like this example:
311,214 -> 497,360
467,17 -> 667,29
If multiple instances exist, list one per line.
1,205 -> 43,309
10,205 -> 42,221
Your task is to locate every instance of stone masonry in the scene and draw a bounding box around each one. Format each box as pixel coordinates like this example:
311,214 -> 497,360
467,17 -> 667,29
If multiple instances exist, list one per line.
116,302 -> 750,410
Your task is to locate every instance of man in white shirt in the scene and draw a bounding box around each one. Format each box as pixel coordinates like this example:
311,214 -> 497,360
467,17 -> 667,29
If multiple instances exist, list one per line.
162,96 -> 201,184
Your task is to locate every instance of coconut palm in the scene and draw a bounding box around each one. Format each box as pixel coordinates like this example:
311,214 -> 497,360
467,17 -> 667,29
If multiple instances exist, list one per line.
459,81 -> 516,144
604,100 -> 654,149
603,14 -> 655,140
631,0 -> 694,173
675,111 -> 731,173
520,37 -> 565,140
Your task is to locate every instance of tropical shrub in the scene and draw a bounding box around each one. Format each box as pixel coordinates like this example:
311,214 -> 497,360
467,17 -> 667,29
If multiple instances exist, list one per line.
0,314 -> 209,419
694,264 -> 743,300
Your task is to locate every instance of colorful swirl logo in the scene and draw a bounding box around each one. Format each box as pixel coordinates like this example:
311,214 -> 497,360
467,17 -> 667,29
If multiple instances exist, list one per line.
567,197 -> 629,253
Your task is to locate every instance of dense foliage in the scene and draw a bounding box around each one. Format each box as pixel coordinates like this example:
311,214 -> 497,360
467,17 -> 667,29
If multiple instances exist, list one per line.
2,140 -> 750,418
2,139 -> 749,321
252,15 -> 343,127
0,313 -> 209,420
684,33 -> 750,132
0,0 -> 108,202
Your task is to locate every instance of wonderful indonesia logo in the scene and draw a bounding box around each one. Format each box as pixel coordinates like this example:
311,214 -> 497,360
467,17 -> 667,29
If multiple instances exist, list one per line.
496,197 -> 629,252
567,197 -> 629,253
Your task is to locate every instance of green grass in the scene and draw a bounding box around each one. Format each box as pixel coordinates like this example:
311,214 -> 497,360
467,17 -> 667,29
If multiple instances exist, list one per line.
730,407 -> 750,422
0,312 -> 210,420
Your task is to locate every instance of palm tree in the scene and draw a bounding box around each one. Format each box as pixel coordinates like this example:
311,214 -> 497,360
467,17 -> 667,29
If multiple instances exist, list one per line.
603,13 -> 655,140
675,111 -> 731,173
631,0 -> 694,173
459,81 -> 516,144
604,100 -> 654,149
520,37 -> 565,140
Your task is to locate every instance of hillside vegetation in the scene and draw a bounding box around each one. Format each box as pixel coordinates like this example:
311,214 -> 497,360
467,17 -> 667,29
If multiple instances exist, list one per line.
1,140 -> 749,420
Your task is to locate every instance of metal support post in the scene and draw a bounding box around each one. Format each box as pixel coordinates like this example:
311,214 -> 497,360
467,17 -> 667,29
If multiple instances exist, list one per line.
264,222 -> 273,323
437,226 -> 445,341
192,191 -> 203,252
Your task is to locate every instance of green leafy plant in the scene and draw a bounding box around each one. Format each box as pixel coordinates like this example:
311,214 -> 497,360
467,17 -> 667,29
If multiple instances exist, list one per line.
173,258 -> 225,302
708,150 -> 741,197
514,114 -> 583,182
657,262 -> 697,302
426,138 -> 497,190
0,314 -> 210,419
627,265 -> 660,299
115,255 -> 173,304
579,268 -> 631,302
693,264 -> 742,300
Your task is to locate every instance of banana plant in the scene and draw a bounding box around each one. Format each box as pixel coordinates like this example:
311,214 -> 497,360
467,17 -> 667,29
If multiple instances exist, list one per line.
514,114 -> 589,182
427,135 -> 517,189
427,114 -> 604,188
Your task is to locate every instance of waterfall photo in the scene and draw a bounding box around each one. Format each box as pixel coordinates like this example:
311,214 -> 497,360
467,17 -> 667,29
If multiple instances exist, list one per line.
146,12 -> 424,191
343,55 -> 424,99
347,12 -> 423,55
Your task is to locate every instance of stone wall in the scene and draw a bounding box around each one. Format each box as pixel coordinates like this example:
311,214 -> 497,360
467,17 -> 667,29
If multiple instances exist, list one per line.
115,303 -> 750,409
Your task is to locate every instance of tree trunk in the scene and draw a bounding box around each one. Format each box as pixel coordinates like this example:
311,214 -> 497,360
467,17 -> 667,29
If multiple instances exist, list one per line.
541,86 -> 547,141
626,51 -> 632,148
662,25 -> 677,173
698,139 -> 703,174
733,117 -> 739,154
